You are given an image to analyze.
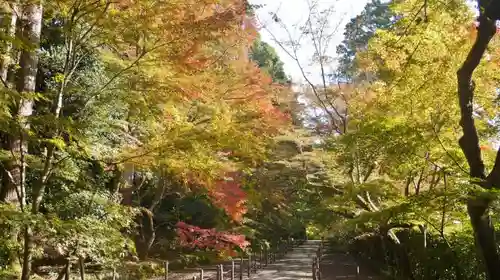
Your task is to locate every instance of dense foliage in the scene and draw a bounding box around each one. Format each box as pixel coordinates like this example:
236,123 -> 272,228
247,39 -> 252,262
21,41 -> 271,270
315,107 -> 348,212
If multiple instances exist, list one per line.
317,0 -> 500,279
3,0 -> 500,279
256,0 -> 500,279
0,0 -> 302,279
334,0 -> 393,82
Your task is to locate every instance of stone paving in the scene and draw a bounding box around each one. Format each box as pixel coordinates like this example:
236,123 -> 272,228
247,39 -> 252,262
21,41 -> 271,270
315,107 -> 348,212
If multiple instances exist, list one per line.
248,240 -> 321,280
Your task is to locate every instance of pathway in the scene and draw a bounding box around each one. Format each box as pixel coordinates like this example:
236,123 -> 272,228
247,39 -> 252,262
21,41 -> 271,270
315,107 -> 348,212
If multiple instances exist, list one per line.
248,240 -> 321,280
158,240 -> 380,280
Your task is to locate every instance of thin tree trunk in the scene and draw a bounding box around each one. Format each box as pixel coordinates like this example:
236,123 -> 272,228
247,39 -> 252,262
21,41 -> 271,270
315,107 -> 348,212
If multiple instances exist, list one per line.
136,208 -> 156,260
137,175 -> 169,259
414,166 -> 425,195
429,166 -> 440,191
404,175 -> 412,197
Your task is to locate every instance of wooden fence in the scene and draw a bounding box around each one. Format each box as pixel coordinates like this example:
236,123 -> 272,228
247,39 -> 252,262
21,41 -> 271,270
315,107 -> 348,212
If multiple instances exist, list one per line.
64,239 -> 302,280
140,238 -> 304,280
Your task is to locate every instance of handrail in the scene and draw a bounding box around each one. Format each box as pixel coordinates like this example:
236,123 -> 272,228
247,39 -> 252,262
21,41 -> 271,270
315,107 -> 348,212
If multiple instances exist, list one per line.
312,238 -> 324,280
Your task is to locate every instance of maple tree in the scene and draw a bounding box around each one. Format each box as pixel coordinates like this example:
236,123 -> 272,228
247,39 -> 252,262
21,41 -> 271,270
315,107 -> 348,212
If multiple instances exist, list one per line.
0,0 -> 293,278
176,221 -> 250,251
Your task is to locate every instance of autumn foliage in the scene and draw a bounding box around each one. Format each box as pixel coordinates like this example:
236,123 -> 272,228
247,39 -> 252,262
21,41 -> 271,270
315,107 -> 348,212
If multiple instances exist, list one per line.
210,171 -> 248,222
176,221 -> 250,250
0,0 -> 292,275
110,0 -> 290,249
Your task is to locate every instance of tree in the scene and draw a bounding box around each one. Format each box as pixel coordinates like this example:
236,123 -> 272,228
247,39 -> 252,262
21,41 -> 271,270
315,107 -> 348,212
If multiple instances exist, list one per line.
455,0 -> 500,278
176,221 -> 250,251
334,0 -> 393,82
249,38 -> 290,84
316,0 -> 500,278
261,0 -> 351,135
0,0 -> 293,278
0,2 -> 43,278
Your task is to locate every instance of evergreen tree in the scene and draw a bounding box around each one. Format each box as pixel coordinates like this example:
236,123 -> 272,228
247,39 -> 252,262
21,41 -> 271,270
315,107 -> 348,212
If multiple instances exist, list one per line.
335,0 -> 393,82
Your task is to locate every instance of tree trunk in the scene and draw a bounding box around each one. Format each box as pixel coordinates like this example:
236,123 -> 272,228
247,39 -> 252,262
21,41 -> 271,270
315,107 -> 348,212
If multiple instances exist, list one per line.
0,3 -> 17,84
16,2 -> 43,280
0,5 -> 20,272
135,208 -> 156,260
456,11 -> 500,280
135,176 -> 168,259
4,1 -> 43,206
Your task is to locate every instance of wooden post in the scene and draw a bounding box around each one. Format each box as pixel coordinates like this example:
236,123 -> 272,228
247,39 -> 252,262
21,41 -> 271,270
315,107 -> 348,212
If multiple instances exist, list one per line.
164,261 -> 169,280
112,268 -> 116,280
356,265 -> 360,280
312,257 -> 316,280
264,247 -> 268,266
220,264 -> 224,280
239,256 -> 243,280
253,253 -> 257,273
247,254 -> 251,278
423,224 -> 427,248
231,260 -> 235,280
199,268 -> 204,280
317,259 -> 321,280
216,265 -> 220,280
259,248 -> 262,269
65,259 -> 70,280
79,257 -> 85,280
316,256 -> 321,280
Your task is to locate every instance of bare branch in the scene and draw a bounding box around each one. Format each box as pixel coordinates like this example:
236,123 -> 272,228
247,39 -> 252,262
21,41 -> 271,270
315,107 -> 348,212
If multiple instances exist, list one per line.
259,8 -> 346,134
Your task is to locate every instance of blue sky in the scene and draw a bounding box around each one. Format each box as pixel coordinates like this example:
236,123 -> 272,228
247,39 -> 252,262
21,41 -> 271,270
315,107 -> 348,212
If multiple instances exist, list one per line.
249,0 -> 371,84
